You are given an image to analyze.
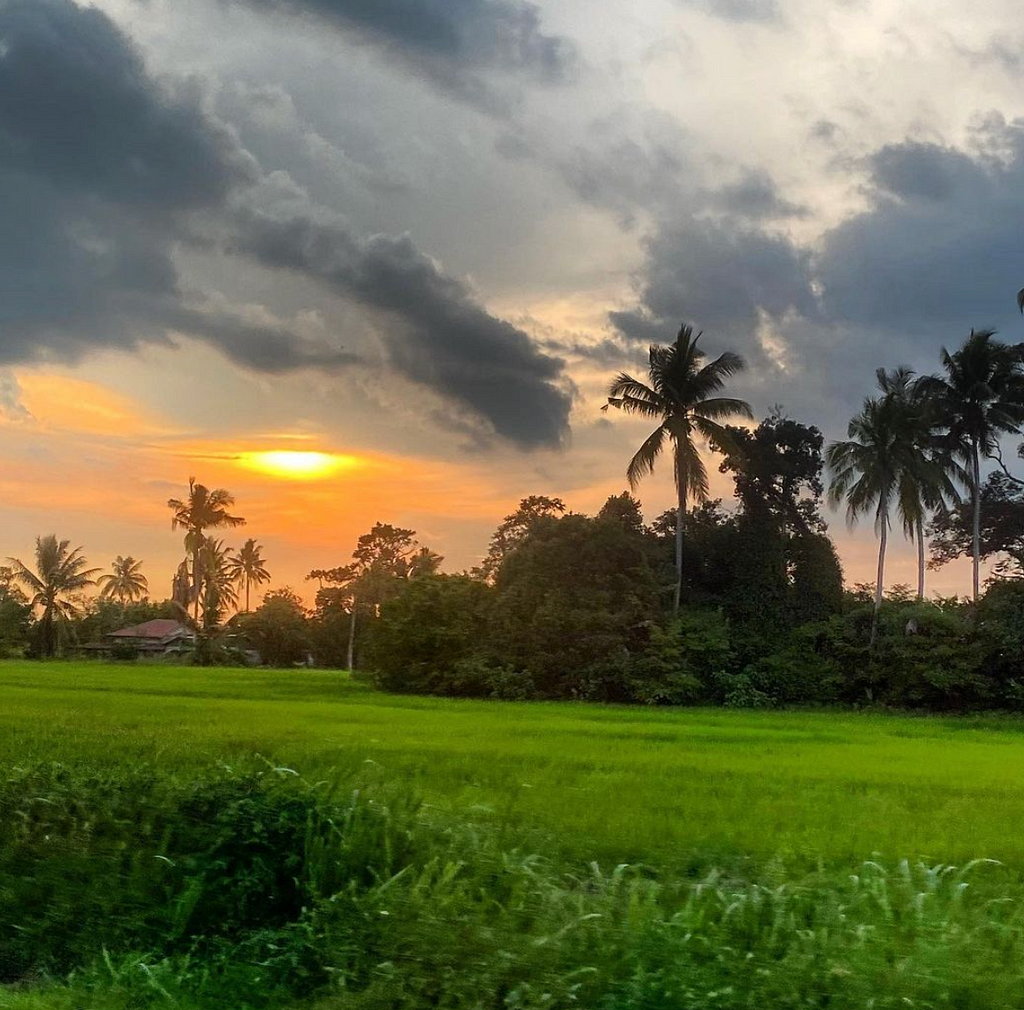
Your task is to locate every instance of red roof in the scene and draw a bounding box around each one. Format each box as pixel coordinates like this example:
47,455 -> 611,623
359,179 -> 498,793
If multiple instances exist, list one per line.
110,619 -> 191,640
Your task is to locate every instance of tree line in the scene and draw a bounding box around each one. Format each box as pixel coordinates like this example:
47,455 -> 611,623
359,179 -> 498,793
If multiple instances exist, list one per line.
5,320 -> 1024,708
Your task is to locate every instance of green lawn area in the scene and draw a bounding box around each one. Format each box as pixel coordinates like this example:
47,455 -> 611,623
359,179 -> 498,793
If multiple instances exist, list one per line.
4,659 -> 1024,870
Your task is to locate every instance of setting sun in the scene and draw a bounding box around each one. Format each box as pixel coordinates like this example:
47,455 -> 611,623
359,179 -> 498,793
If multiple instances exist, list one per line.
237,450 -> 355,480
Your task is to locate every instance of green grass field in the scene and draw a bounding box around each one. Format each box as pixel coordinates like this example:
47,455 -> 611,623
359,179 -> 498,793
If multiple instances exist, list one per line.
4,659 -> 1024,869
10,660 -> 1024,1010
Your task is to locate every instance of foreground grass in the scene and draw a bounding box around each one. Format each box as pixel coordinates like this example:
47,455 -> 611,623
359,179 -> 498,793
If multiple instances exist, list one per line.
7,660 -> 1024,1008
2,660 -> 1024,868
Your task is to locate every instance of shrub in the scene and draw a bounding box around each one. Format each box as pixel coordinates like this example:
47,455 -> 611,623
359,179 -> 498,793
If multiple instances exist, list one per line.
365,575 -> 493,694
627,611 -> 732,705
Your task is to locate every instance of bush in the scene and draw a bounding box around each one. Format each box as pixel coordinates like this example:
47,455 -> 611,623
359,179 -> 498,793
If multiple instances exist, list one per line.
627,611 -> 732,705
736,632 -> 841,706
365,575 -> 493,694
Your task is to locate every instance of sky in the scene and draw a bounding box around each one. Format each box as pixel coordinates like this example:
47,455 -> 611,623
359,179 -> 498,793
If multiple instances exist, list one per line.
4,0 -> 1021,603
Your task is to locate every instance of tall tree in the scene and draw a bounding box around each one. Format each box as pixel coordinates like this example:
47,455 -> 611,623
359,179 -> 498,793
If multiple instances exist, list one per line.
917,330 -> 1024,601
308,523 -> 422,669
167,479 -> 245,619
97,556 -> 149,606
478,496 -> 565,580
227,538 -> 271,612
827,395 -> 901,644
199,538 -> 239,623
719,412 -> 838,632
929,471 -> 1024,578
876,368 -> 961,600
7,536 -> 100,657
605,323 -> 752,614
408,546 -> 443,579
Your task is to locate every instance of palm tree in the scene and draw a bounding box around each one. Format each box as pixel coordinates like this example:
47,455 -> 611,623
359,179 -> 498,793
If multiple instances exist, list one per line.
7,536 -> 100,657
200,539 -> 239,621
827,396 -> 899,644
876,368 -> 961,600
227,538 -> 271,612
605,323 -> 752,614
917,330 -> 1024,601
97,556 -> 149,606
408,546 -> 443,578
167,479 -> 245,619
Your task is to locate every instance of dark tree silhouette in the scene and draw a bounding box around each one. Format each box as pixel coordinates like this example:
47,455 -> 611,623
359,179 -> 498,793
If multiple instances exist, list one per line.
605,323 -> 752,614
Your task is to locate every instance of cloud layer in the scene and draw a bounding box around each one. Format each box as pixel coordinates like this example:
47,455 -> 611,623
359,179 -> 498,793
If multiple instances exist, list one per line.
230,0 -> 576,109
0,0 -> 571,448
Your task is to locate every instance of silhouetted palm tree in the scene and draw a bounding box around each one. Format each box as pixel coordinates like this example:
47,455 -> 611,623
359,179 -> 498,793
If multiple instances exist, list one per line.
97,556 -> 149,606
200,539 -> 239,621
408,546 -> 443,578
227,538 -> 271,612
876,368 -> 961,600
605,323 -> 752,614
167,479 -> 245,619
827,395 -> 901,644
917,330 -> 1024,600
7,536 -> 100,657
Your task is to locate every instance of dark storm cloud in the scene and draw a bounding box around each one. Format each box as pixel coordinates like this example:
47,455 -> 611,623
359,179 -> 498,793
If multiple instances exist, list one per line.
610,215 -> 817,347
0,0 -> 270,364
816,121 -> 1024,336
0,0 -> 571,449
230,0 -> 576,108
232,203 -> 572,447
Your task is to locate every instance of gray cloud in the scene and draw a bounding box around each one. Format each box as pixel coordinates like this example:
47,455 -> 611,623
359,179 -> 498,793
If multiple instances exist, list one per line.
0,370 -> 29,422
816,119 -> 1024,337
229,0 -> 576,109
706,169 -> 808,220
232,199 -> 572,447
676,0 -> 781,24
0,0 -> 570,449
610,215 -> 817,347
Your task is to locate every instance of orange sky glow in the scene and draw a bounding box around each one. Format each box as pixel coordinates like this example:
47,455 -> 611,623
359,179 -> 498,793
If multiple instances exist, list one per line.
0,368 -> 984,608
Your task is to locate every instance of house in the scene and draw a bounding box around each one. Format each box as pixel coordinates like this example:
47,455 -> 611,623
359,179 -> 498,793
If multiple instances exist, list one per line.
103,619 -> 195,656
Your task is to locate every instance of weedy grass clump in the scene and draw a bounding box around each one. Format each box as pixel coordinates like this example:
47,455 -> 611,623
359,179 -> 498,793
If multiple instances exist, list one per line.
5,761 -> 1024,1010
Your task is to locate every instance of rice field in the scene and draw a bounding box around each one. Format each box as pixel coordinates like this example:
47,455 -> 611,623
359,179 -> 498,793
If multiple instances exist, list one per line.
4,659 -> 1024,870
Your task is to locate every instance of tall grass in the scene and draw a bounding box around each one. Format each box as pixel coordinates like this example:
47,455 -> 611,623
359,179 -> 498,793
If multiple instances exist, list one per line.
7,662 -> 1024,1007
4,761 -> 1024,1009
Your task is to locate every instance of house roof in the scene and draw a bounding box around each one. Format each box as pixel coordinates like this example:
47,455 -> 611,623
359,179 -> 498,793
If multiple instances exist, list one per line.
110,619 -> 192,641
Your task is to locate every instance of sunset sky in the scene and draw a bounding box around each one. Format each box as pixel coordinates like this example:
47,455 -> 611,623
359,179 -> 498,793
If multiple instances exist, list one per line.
3,0 -> 1019,602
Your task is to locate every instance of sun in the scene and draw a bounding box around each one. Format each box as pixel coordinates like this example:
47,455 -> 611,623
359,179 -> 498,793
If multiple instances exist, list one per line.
238,450 -> 354,480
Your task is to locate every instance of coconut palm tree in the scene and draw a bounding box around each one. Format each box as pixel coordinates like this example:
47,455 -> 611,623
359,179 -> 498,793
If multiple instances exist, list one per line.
827,395 -> 902,644
408,546 -> 443,578
226,538 -> 271,612
200,539 -> 239,621
876,368 -> 962,600
917,330 -> 1024,601
97,556 -> 149,606
167,479 -> 245,619
7,536 -> 100,657
605,323 -> 753,614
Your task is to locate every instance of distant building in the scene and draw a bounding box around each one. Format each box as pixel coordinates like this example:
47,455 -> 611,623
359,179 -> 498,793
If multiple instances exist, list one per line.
82,619 -> 196,657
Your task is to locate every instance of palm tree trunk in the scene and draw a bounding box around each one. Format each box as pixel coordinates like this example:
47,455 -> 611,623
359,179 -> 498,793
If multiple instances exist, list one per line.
192,545 -> 203,622
916,517 -> 925,601
971,439 -> 981,602
673,447 -> 687,617
870,512 -> 888,648
347,603 -> 357,670
245,575 -> 250,613
42,605 -> 55,658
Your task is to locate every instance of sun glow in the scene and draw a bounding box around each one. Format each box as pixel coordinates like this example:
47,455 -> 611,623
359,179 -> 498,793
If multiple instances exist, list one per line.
238,450 -> 355,480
